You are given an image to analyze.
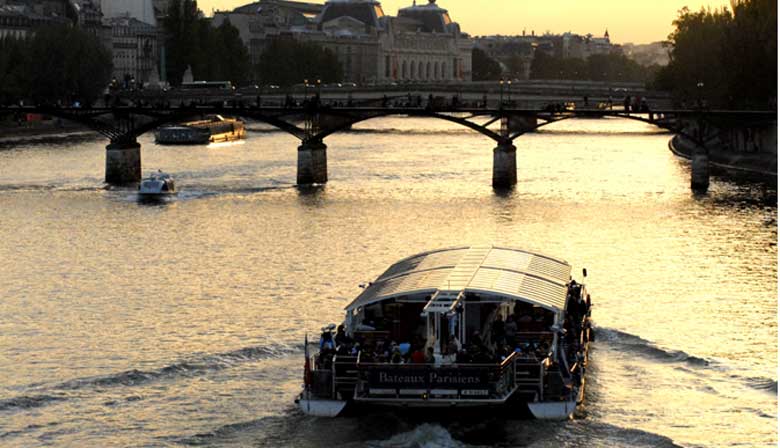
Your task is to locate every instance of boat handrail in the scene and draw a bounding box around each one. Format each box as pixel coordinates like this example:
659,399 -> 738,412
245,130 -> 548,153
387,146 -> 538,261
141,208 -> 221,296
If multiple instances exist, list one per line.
500,351 -> 518,368
356,360 -> 511,369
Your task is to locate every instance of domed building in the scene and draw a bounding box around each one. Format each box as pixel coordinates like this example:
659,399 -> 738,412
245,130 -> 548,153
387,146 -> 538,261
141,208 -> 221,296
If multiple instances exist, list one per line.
214,0 -> 473,84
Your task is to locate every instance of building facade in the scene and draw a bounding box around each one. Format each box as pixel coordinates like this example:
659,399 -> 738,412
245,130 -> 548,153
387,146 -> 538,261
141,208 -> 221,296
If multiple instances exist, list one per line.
0,0 -> 74,39
213,0 -> 473,84
108,15 -> 158,85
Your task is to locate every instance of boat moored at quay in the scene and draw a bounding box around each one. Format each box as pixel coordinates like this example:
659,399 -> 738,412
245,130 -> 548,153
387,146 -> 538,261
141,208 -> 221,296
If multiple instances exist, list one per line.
154,115 -> 245,145
297,245 -> 593,419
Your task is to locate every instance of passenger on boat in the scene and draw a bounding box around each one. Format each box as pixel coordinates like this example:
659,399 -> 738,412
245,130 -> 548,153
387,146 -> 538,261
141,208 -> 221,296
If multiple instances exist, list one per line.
425,347 -> 435,364
319,326 -> 335,350
444,335 -> 460,363
492,318 -> 506,347
410,347 -> 426,364
390,347 -> 403,364
335,325 -> 351,347
505,316 -> 518,346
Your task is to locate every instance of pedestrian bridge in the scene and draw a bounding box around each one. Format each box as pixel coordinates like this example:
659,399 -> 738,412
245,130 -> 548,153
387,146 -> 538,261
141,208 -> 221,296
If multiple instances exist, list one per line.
0,101 -> 774,193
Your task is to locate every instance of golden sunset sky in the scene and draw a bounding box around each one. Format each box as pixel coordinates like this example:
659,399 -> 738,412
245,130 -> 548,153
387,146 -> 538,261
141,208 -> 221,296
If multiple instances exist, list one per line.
197,0 -> 732,44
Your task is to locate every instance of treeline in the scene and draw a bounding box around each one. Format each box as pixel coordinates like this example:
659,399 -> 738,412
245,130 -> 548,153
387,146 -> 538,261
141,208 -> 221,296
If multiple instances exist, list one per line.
0,26 -> 112,106
164,0 -> 342,87
471,47 -> 657,84
254,39 -> 343,87
654,0 -> 777,108
471,48 -> 502,81
530,51 -> 656,83
163,0 -> 250,86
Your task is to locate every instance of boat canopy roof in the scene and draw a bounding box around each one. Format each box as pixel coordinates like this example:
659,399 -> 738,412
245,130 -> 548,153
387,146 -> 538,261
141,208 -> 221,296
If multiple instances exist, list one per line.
345,246 -> 572,314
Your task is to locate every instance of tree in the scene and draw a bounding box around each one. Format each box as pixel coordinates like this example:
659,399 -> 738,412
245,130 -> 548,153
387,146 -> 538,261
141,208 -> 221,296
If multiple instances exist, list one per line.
163,1 -> 251,85
23,26 -> 111,105
655,1 -> 777,108
471,48 -> 502,81
0,36 -> 30,105
529,50 -> 652,83
163,0 -> 201,85
254,39 -> 343,86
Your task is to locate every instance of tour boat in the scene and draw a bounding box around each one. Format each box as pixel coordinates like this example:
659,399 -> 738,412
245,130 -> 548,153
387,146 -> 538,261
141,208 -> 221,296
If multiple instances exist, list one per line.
297,245 -> 593,419
155,115 -> 245,144
138,171 -> 176,197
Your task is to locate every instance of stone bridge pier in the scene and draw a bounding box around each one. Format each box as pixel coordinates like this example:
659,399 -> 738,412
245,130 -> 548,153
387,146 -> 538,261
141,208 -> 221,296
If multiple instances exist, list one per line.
297,139 -> 328,185
492,142 -> 517,188
105,139 -> 141,185
690,146 -> 710,192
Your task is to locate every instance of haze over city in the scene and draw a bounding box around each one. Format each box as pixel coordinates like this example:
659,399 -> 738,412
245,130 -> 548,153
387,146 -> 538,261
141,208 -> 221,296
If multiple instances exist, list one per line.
200,0 -> 732,44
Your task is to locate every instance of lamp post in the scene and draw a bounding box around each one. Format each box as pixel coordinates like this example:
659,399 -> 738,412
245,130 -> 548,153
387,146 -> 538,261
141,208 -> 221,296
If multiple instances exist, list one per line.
507,79 -> 512,105
316,78 -> 321,106
499,78 -> 504,106
303,78 -> 309,104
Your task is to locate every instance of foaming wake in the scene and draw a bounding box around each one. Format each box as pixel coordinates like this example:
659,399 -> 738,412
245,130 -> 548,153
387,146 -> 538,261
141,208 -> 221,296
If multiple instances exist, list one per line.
368,424 -> 465,448
596,327 -> 778,395
0,394 -> 66,412
596,327 -> 711,367
0,344 -> 297,413
58,345 -> 294,390
735,375 -> 778,394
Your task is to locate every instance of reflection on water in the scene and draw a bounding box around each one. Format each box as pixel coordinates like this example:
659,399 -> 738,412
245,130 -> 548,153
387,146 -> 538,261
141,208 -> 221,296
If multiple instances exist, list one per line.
0,117 -> 775,447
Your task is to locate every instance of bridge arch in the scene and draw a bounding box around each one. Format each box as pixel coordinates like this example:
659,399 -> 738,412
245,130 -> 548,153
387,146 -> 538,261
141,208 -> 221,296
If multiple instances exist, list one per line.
310,109 -> 503,143
512,111 -> 710,147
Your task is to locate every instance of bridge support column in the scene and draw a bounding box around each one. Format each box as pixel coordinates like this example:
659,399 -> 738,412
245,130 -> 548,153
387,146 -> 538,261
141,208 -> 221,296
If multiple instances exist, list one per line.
691,146 -> 710,193
297,139 -> 327,185
492,142 -> 517,188
105,140 -> 141,185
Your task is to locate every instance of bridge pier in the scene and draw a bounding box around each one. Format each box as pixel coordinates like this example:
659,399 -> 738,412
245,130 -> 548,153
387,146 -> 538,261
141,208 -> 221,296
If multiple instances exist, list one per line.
297,139 -> 328,185
105,140 -> 141,185
690,146 -> 710,193
492,142 -> 517,188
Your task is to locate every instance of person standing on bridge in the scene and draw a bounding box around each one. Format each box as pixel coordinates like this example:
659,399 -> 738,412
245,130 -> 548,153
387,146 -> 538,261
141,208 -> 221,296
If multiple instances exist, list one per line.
623,95 -> 631,112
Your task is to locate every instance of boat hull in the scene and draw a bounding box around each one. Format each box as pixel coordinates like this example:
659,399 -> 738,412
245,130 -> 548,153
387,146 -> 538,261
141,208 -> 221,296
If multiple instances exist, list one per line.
527,400 -> 577,420
297,397 -> 348,417
155,118 -> 245,145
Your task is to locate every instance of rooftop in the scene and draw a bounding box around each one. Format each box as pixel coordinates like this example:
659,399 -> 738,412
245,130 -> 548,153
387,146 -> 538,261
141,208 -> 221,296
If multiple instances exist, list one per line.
345,245 -> 572,313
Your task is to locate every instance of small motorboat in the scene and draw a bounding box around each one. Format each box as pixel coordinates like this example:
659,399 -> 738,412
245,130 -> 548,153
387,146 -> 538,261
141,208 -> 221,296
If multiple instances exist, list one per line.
138,171 -> 176,198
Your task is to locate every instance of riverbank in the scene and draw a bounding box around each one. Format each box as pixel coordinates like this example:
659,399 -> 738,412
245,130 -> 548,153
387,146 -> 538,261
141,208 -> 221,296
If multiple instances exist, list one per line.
669,134 -> 777,178
0,121 -> 96,144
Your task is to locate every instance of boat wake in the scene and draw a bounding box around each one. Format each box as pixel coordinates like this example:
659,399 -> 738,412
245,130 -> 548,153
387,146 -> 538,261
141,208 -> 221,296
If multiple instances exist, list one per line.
367,423 -> 465,448
596,327 -> 711,367
596,326 -> 777,395
0,394 -> 66,412
735,375 -> 778,394
0,344 -> 298,413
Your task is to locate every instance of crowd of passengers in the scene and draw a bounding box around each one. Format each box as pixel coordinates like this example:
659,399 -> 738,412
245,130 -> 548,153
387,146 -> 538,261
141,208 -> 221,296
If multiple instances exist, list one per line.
315,281 -> 590,370
316,323 -> 552,370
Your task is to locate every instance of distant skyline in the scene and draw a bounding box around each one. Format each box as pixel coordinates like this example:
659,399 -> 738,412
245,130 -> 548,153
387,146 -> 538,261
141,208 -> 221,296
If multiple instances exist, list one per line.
199,0 -> 733,44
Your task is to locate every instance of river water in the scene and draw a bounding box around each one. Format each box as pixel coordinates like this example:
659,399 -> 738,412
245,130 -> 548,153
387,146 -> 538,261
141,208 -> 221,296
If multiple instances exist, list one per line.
0,117 -> 776,447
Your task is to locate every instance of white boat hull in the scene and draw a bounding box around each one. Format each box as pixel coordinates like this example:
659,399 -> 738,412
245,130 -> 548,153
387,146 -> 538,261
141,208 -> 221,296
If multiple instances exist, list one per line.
527,400 -> 577,420
297,398 -> 348,417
